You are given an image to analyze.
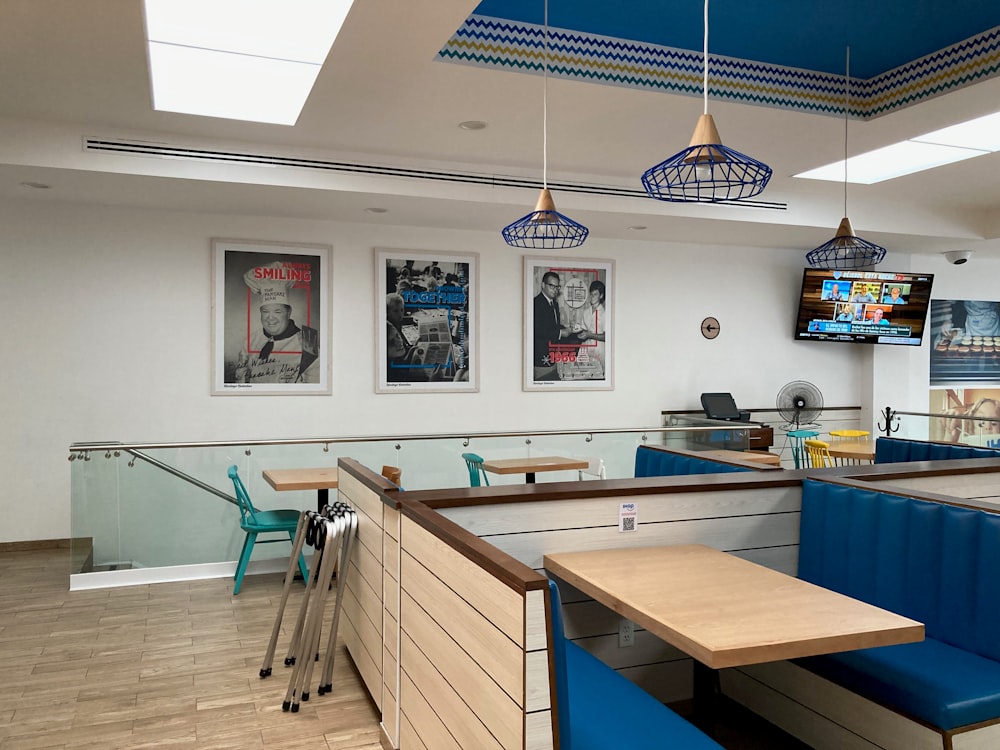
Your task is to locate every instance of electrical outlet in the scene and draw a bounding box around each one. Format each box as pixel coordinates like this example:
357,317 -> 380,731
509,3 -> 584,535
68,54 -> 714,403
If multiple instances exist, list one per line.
618,618 -> 635,648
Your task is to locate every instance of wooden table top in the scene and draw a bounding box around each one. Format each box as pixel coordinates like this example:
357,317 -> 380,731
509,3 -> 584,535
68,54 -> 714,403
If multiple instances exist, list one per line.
262,467 -> 339,492
543,544 -> 923,669
481,456 -> 589,475
701,449 -> 781,466
827,440 -> 876,461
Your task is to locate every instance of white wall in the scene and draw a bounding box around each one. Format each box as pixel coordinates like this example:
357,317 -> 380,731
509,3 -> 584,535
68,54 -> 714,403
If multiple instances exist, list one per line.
5,196 -> 957,543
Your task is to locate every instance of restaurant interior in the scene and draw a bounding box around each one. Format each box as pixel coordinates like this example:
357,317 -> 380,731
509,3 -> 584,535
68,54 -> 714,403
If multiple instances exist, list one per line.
5,1 -> 1000,748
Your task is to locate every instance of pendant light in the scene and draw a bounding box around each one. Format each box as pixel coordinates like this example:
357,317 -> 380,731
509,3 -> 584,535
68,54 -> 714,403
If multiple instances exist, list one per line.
806,48 -> 886,269
501,0 -> 588,249
642,0 -> 772,203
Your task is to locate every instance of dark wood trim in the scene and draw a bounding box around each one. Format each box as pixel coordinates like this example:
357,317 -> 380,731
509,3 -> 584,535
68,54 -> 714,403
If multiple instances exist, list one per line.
804,472 -> 1000,513
398,497 -> 547,594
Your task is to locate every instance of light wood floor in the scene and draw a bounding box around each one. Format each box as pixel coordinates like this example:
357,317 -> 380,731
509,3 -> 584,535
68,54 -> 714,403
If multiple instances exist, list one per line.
0,547 -> 382,750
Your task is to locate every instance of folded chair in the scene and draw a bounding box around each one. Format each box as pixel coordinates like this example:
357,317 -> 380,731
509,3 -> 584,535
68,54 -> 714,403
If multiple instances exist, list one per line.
227,465 -> 309,595
461,452 -> 490,487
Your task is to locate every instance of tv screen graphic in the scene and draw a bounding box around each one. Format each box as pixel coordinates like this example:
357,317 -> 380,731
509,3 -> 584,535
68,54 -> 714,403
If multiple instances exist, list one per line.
794,269 -> 934,346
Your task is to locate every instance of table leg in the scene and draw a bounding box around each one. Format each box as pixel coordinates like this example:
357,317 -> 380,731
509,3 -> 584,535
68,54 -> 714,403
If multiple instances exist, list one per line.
691,660 -> 720,736
526,472 -> 536,483
317,488 -> 329,513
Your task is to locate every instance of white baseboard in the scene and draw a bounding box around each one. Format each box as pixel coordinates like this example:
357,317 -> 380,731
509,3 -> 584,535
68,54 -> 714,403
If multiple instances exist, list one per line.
69,554 -> 311,590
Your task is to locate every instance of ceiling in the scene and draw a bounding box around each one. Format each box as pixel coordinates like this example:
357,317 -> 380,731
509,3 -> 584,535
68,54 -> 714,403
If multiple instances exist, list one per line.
2,0 -> 1000,260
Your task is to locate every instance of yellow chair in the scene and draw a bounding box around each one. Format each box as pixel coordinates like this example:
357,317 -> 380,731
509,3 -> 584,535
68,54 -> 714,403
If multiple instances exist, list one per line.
803,439 -> 834,468
829,429 -> 870,440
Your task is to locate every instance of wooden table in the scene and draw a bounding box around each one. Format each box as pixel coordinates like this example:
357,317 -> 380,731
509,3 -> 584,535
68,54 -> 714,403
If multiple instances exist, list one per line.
481,456 -> 589,484
701,449 -> 781,466
544,544 -> 923,727
827,440 -> 876,465
263,467 -> 339,512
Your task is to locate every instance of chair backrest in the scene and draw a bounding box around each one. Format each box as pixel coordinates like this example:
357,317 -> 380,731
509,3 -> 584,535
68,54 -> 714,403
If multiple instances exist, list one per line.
227,465 -> 258,524
803,439 -> 833,468
381,465 -> 402,486
461,452 -> 489,487
578,456 -> 607,480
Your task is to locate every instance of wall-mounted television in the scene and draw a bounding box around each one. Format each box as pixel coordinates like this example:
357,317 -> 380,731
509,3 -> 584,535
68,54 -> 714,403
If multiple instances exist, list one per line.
794,268 -> 934,346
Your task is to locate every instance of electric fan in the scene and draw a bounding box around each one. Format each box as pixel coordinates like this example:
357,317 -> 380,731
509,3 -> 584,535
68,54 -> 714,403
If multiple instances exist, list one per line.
776,380 -> 824,429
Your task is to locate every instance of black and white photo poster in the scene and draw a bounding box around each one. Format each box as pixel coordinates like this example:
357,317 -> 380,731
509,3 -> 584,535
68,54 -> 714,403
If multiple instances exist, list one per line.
376,248 -> 478,393
524,256 -> 614,391
212,239 -> 331,395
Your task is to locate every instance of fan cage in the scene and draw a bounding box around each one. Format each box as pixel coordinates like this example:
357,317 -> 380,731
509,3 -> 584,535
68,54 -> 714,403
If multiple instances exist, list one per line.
776,381 -> 824,427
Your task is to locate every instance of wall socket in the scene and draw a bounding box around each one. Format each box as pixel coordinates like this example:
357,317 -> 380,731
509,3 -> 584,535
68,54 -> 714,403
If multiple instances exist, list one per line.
618,618 -> 635,648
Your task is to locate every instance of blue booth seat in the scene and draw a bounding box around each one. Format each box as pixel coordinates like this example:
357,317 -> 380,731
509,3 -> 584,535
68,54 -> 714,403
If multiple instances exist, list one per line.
874,436 -> 1000,464
634,445 -> 753,478
797,479 -> 1000,730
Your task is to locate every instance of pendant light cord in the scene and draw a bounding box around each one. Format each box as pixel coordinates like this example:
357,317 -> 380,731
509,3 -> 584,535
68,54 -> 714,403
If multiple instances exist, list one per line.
702,0 -> 709,115
542,0 -> 549,190
843,46 -> 850,218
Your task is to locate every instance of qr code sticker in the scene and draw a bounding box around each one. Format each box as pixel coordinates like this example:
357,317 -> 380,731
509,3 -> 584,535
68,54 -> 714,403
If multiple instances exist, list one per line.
621,516 -> 636,532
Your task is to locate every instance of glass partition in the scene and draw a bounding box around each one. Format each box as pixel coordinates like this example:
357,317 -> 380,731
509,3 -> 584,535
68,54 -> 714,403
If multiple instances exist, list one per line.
68,424 -> 754,580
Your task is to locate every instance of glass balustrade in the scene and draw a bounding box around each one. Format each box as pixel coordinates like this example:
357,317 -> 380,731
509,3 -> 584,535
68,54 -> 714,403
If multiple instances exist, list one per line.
68,424 -> 749,579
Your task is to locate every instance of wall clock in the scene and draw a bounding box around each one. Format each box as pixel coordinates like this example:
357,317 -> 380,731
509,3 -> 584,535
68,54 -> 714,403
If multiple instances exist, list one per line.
701,317 -> 720,340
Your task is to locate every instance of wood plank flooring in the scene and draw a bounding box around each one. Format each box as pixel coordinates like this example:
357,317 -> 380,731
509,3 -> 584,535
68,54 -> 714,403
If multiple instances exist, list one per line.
0,547 -> 382,750
1,547 -> 809,749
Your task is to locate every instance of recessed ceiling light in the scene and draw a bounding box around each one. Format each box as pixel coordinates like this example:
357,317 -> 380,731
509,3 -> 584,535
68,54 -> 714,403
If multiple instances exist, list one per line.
627,225 -> 647,231
143,0 -> 355,125
364,207 -> 388,214
795,109 -> 1000,184
458,120 -> 487,131
19,181 -> 51,190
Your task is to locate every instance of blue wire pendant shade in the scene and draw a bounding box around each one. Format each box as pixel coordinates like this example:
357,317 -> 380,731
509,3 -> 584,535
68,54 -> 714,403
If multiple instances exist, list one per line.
642,114 -> 772,203
501,188 -> 589,249
806,217 -> 887,269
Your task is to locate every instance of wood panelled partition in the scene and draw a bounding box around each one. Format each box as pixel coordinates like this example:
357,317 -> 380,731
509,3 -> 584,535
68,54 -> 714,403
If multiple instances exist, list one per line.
336,459 -> 807,748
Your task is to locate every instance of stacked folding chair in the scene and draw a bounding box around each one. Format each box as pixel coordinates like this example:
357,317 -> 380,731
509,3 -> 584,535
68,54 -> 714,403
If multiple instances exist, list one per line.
258,501 -> 358,712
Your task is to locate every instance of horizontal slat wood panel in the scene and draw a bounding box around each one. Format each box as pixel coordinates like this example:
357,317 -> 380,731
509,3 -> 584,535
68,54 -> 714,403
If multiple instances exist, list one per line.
490,512 -> 801,569
341,581 -> 381,697
953,722 -> 1000,750
525,650 -> 550,712
525,588 -> 546,652
398,687 -> 435,750
402,551 -> 523,706
401,518 -> 525,647
438,486 -> 801,535
526,709 -> 555,750
339,471 -> 385,530
345,557 -> 381,641
726,661 -> 942,750
340,603 -> 381,708
400,630 -> 505,750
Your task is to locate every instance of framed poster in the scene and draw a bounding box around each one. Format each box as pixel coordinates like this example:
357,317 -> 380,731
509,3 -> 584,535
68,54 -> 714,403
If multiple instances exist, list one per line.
524,256 -> 614,391
929,298 -> 1000,386
376,248 -> 478,393
212,239 -> 331,395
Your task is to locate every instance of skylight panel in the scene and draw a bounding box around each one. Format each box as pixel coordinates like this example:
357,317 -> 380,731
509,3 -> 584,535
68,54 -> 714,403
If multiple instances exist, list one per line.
143,0 -> 354,125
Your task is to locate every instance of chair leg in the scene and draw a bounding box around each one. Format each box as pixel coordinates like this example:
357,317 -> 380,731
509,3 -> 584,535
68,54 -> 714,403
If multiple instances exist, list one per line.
291,530 -> 309,582
234,532 -> 257,595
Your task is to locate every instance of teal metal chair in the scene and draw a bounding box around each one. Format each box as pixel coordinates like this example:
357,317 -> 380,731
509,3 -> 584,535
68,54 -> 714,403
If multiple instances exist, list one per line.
227,465 -> 309,595
461,452 -> 490,487
786,429 -> 820,469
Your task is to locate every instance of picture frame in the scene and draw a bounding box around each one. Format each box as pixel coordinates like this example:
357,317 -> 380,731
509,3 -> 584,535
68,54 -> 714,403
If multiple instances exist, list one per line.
211,239 -> 331,395
375,248 -> 479,393
524,256 -> 614,391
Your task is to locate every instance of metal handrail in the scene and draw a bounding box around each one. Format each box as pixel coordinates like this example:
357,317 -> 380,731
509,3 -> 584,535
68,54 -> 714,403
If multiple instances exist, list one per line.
67,423 -> 752,455
886,409 -> 1000,425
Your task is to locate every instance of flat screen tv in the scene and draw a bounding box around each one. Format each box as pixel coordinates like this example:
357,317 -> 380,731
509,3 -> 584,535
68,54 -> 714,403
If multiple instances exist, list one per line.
794,268 -> 934,346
